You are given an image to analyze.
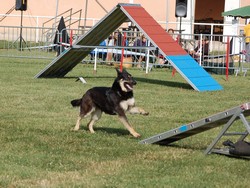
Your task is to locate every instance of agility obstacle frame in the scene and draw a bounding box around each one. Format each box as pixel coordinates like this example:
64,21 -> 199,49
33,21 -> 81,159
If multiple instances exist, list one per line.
35,3 -> 222,92
140,102 -> 250,158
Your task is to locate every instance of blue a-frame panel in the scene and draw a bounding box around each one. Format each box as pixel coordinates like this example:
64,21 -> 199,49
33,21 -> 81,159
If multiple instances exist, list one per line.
167,55 -> 223,92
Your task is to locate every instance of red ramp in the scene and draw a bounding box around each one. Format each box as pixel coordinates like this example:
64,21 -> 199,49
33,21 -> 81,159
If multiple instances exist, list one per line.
121,5 -> 186,56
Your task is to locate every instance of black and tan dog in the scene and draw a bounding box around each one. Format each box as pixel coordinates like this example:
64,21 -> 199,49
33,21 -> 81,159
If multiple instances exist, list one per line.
71,68 -> 149,137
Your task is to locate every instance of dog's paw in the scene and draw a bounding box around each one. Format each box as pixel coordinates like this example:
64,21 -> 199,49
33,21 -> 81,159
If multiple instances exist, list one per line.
71,128 -> 79,131
140,111 -> 149,116
132,132 -> 141,138
89,130 -> 95,134
139,108 -> 149,116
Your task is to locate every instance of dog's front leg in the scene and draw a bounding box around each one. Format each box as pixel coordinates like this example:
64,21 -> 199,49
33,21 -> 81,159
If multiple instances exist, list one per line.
118,115 -> 141,138
128,106 -> 149,116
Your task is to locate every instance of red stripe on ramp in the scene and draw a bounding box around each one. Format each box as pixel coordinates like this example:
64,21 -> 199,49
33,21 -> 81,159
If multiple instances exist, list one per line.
122,5 -> 186,55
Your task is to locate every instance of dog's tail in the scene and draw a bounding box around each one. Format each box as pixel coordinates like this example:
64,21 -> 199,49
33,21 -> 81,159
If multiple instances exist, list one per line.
71,99 -> 82,107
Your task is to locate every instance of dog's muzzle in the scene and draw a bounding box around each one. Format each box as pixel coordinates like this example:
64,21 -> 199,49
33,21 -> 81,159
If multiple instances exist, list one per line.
120,80 -> 135,92
132,79 -> 137,85
124,82 -> 134,91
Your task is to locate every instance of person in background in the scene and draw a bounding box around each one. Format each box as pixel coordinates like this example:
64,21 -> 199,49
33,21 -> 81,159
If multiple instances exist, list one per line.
167,28 -> 174,37
168,28 -> 178,41
133,34 -> 147,68
189,37 -> 209,60
155,28 -> 176,65
244,21 -> 250,62
154,28 -> 175,65
106,31 -> 119,64
90,40 -> 107,61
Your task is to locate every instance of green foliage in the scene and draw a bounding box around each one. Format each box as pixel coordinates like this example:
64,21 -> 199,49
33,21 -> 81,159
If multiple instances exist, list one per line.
0,58 -> 250,187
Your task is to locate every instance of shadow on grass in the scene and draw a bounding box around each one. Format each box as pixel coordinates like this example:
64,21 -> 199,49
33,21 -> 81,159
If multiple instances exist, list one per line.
134,77 -> 192,90
63,76 -> 192,90
162,143 -> 206,151
143,137 -> 206,150
61,76 -> 114,80
159,144 -> 250,160
95,127 -> 132,136
75,126 -> 132,137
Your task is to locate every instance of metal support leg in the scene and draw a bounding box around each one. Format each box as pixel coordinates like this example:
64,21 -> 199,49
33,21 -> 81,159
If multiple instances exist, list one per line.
237,114 -> 250,142
204,109 -> 242,155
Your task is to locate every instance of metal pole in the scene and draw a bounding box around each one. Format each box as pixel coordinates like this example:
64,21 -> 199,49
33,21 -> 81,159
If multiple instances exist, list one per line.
179,17 -> 182,34
199,33 -> 202,66
190,0 -> 193,38
83,0 -> 88,34
145,41 -> 150,74
94,48 -> 97,73
95,0 -> 108,13
120,32 -> 126,72
19,10 -> 23,50
166,0 -> 169,30
54,0 -> 59,30
226,36 -> 230,81
179,17 -> 182,46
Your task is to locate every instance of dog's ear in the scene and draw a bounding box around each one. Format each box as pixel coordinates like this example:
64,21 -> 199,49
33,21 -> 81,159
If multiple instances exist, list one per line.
122,68 -> 128,73
115,68 -> 128,75
115,68 -> 122,75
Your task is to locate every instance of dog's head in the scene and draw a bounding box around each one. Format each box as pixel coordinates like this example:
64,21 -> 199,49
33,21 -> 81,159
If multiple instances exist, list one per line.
115,68 -> 137,92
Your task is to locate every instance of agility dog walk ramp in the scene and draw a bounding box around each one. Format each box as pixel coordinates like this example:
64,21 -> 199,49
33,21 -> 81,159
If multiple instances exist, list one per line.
35,4 -> 131,78
140,102 -> 250,158
35,3 -> 222,91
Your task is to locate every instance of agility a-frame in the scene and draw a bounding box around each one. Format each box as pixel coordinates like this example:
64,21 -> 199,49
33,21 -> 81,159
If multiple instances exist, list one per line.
35,3 -> 222,92
140,102 -> 250,158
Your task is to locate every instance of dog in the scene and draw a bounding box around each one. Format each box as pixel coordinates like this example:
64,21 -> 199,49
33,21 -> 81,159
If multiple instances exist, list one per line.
71,68 -> 149,138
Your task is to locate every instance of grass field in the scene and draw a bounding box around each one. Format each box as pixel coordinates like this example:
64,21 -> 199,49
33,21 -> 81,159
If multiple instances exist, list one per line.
0,57 -> 250,187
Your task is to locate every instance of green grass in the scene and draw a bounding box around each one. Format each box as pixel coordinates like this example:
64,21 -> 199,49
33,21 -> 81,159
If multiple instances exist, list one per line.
0,57 -> 250,187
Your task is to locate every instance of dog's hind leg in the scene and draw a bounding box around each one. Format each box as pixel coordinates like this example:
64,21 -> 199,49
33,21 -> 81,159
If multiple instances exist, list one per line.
73,115 -> 83,131
87,119 -> 96,133
87,108 -> 102,133
73,108 -> 95,131
72,94 -> 96,131
118,115 -> 140,138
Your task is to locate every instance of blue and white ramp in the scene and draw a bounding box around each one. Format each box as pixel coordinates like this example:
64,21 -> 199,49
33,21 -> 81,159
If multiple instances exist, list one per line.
167,55 -> 223,92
